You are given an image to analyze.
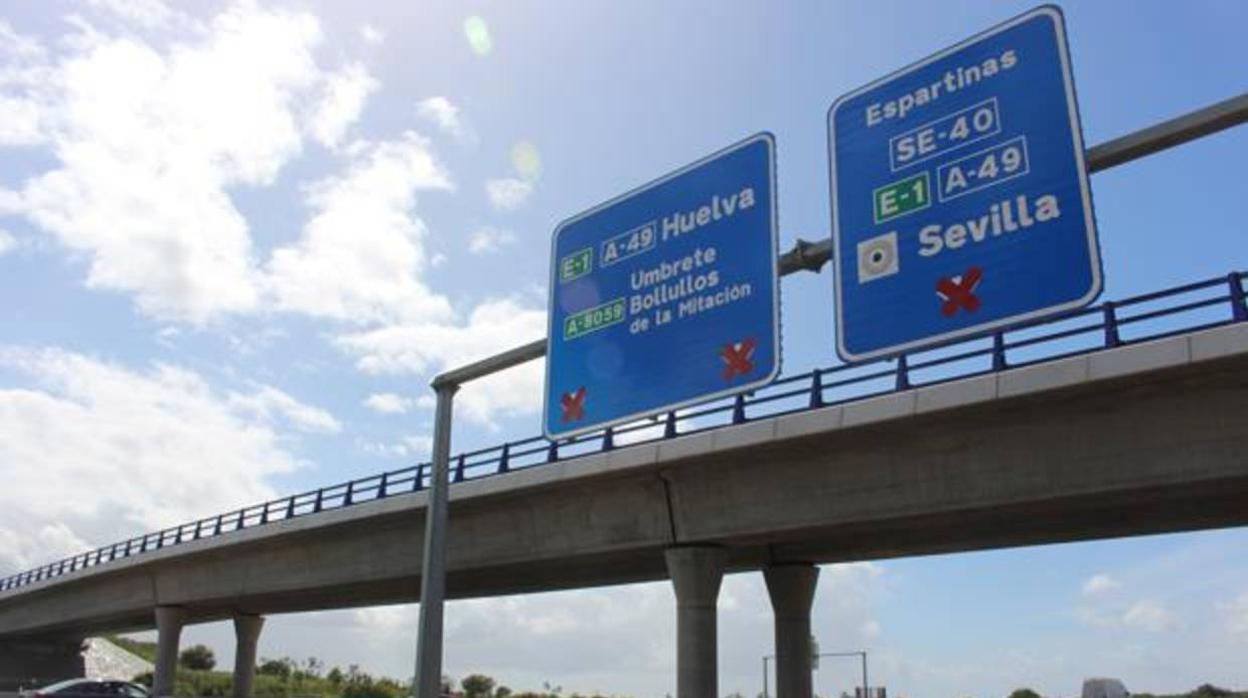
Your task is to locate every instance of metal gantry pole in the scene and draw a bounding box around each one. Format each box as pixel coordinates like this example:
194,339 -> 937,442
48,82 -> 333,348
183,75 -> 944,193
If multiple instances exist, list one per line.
860,651 -> 868,698
763,655 -> 771,698
414,381 -> 458,698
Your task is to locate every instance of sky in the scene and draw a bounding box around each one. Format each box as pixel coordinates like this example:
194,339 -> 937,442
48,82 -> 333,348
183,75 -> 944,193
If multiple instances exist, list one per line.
0,1 -> 1246,697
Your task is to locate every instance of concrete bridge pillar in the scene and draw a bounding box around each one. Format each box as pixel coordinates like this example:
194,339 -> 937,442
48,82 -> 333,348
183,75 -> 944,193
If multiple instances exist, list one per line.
153,606 -> 187,698
664,546 -> 725,698
232,614 -> 265,698
764,563 -> 820,698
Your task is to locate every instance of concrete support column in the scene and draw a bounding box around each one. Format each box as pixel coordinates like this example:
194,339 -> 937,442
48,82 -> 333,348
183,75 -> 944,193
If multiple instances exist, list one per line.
664,546 -> 725,698
232,614 -> 265,698
764,563 -> 820,698
154,606 -> 187,698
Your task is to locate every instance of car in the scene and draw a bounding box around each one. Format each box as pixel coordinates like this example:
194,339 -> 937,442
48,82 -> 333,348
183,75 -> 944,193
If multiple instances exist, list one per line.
29,680 -> 150,698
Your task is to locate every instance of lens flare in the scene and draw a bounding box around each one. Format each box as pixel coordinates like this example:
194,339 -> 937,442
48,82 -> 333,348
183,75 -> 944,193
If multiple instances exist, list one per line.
511,141 -> 542,181
464,16 -> 492,56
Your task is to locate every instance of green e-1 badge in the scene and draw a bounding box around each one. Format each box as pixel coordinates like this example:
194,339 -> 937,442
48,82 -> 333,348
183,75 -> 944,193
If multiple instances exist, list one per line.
873,172 -> 931,224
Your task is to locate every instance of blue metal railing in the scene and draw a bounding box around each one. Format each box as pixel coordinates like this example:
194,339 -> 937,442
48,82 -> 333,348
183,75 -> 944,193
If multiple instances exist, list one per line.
2,271 -> 1245,593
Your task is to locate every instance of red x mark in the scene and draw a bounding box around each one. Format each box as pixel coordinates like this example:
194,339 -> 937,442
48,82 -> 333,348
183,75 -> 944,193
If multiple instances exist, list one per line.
936,267 -> 984,317
560,386 -> 587,423
720,338 -> 757,381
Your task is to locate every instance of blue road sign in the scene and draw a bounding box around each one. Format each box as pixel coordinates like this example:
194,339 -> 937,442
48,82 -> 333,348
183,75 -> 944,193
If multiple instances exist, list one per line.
544,134 -> 780,439
828,5 -> 1101,362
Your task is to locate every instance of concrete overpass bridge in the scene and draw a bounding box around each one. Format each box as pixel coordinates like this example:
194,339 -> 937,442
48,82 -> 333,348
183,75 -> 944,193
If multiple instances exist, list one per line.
3,271 -> 1248,693
2,94 -> 1247,698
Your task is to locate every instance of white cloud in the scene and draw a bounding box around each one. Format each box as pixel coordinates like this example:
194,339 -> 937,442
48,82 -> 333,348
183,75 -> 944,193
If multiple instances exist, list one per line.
1082,573 -> 1121,596
363,392 -> 411,414
359,24 -> 384,46
0,347 -> 303,573
308,62 -> 377,148
1122,599 -> 1177,632
467,226 -> 515,254
0,95 -> 43,146
485,177 -> 533,210
1078,595 -> 1178,633
265,133 -> 453,324
86,0 -> 178,29
229,385 -> 341,434
2,3 -> 339,323
0,228 -> 16,256
1224,590 -> 1248,635
417,96 -> 473,143
357,434 -> 431,459
337,297 -> 546,428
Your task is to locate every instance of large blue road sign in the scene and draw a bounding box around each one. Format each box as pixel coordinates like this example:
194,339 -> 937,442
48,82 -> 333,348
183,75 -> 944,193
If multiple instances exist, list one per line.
544,134 -> 780,439
828,5 -> 1101,361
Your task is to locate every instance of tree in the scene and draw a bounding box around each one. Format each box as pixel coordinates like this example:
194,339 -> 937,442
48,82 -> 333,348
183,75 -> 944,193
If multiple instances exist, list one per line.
1193,686 -> 1232,698
257,657 -> 294,679
462,675 -> 497,698
179,644 -> 216,671
1008,689 -> 1043,698
495,686 -> 513,698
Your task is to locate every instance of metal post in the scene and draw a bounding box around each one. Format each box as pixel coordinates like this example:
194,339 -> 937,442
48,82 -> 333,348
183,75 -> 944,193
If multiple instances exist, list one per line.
413,381 -> 458,698
861,651 -> 868,698
763,655 -> 770,698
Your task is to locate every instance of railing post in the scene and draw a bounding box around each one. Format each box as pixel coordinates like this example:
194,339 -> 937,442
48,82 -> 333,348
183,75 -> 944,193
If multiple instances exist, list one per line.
498,444 -> 510,474
313,489 -> 324,512
237,509 -> 247,530
343,481 -> 355,507
379,472 -> 390,499
1103,301 -> 1122,348
603,426 -> 615,451
665,410 -> 678,438
547,439 -> 559,463
732,393 -> 747,424
1229,272 -> 1248,321
285,497 -> 296,519
260,503 -> 269,525
895,354 -> 911,390
413,463 -> 426,492
809,371 -> 825,409
213,515 -> 223,536
453,454 -> 465,483
992,332 -> 1007,371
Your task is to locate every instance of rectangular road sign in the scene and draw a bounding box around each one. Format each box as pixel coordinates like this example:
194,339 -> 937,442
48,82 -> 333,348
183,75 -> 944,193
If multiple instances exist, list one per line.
828,5 -> 1101,361
544,133 -> 780,439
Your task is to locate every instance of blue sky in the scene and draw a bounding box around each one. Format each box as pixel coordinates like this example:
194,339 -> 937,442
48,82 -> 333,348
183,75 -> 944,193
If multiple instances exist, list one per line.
0,1 -> 1245,697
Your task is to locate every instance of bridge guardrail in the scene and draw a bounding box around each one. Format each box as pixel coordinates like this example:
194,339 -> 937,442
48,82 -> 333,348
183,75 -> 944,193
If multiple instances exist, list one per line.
1,270 -> 1245,593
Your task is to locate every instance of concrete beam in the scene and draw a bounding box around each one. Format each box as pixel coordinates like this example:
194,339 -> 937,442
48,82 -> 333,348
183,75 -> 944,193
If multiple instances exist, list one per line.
764,564 -> 819,698
2,329 -> 1248,640
232,614 -> 264,698
665,546 -> 724,698
153,606 -> 185,698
